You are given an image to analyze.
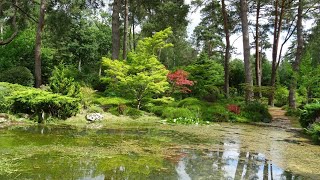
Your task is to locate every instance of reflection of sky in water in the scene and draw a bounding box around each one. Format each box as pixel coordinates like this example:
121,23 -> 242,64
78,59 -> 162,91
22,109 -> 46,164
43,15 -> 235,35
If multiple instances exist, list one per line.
176,160 -> 192,180
175,142 -> 301,180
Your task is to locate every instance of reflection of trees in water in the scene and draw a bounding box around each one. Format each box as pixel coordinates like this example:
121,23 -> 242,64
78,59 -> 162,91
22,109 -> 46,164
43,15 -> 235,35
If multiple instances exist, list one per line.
182,149 -> 227,179
176,149 -> 301,180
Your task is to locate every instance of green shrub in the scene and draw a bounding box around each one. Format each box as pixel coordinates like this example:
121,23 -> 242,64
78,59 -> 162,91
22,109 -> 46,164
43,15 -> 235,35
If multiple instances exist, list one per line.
150,97 -> 175,106
80,86 -> 96,108
300,103 -> 320,128
285,108 -> 302,117
94,97 -> 130,107
0,82 -> 80,121
149,106 -> 165,116
242,101 -> 272,123
87,105 -> 104,113
124,107 -> 143,118
0,66 -> 34,87
108,107 -> 120,116
306,123 -> 320,144
201,104 -> 230,122
49,66 -> 81,98
177,97 -> 204,107
0,82 -> 31,113
9,89 -> 80,121
275,86 -> 289,107
162,107 -> 195,119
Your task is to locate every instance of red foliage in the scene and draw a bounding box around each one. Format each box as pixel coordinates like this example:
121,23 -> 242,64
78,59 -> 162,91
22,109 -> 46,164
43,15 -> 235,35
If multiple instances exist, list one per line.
167,69 -> 194,93
227,104 -> 241,114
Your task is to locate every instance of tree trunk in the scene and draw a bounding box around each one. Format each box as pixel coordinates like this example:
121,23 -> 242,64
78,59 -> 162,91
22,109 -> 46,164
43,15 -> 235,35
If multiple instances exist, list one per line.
78,59 -> 82,72
122,0 -> 129,60
289,0 -> 303,109
34,0 -> 46,88
222,0 -> 230,98
132,12 -> 136,51
255,0 -> 262,98
240,0 -> 253,102
112,0 -> 121,60
269,0 -> 286,106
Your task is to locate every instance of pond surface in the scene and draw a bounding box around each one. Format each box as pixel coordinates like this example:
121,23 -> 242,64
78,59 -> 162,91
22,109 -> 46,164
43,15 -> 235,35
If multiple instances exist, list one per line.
0,123 -> 319,179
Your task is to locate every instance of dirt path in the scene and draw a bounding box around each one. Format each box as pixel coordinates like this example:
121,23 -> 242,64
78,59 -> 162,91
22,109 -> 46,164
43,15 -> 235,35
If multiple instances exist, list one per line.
268,107 -> 302,131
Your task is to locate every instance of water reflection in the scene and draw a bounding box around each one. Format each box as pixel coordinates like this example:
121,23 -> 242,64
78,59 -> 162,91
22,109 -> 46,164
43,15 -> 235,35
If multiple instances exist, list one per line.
0,126 -> 308,179
175,148 -> 303,180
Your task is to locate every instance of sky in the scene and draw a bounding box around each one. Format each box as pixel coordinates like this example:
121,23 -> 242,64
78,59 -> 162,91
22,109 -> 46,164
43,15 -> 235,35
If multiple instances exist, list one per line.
184,0 -> 314,61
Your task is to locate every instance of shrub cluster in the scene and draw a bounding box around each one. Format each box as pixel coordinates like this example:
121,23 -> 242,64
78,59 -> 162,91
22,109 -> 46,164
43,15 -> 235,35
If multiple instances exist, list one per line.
241,101 -> 272,123
0,66 -> 34,87
147,97 -> 234,123
0,82 -> 80,121
306,123 -> 320,144
300,103 -> 320,128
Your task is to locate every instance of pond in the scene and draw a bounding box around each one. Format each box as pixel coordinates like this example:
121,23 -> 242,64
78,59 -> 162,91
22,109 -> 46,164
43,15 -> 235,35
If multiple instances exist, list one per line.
0,123 -> 319,179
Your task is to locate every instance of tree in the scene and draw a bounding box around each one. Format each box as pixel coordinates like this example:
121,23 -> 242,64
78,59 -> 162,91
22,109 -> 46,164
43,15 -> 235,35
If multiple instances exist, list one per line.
102,28 -> 173,109
240,0 -> 253,102
254,0 -> 262,98
123,0 -> 129,60
167,69 -> 194,95
268,0 -> 289,106
222,0 -> 230,98
34,0 -> 47,88
289,0 -> 304,109
112,0 -> 121,60
193,0 -> 224,59
185,54 -> 224,101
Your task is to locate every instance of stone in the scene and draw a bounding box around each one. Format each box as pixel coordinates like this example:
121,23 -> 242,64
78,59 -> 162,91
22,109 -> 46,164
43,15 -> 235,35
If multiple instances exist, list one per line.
86,113 -> 104,122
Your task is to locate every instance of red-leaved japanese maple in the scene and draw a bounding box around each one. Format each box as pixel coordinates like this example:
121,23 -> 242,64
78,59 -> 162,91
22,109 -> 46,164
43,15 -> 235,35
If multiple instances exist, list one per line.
167,69 -> 194,94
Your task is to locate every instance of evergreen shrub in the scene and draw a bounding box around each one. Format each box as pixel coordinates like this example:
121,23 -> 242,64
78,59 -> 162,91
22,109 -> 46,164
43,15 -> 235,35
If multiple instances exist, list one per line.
0,66 -> 34,87
242,101 -> 272,123
300,103 -> 320,128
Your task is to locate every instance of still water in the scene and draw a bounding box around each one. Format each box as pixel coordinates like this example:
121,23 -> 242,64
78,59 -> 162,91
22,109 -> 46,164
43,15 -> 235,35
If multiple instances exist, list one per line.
0,124 -> 318,179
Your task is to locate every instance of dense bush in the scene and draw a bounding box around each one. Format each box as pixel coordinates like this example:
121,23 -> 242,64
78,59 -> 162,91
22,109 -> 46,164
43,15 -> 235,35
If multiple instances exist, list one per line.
150,97 -> 175,106
49,66 -> 81,98
0,66 -> 34,87
124,107 -> 143,118
148,106 -> 165,116
0,82 -> 80,121
306,123 -> 320,144
300,103 -> 320,128
9,90 -> 80,121
80,86 -> 96,108
184,57 -> 224,101
274,86 -> 289,107
285,107 -> 302,117
162,107 -> 195,119
0,82 -> 31,113
94,97 -> 130,108
201,104 -> 231,122
87,105 -> 104,113
242,101 -> 272,123
177,97 -> 204,107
